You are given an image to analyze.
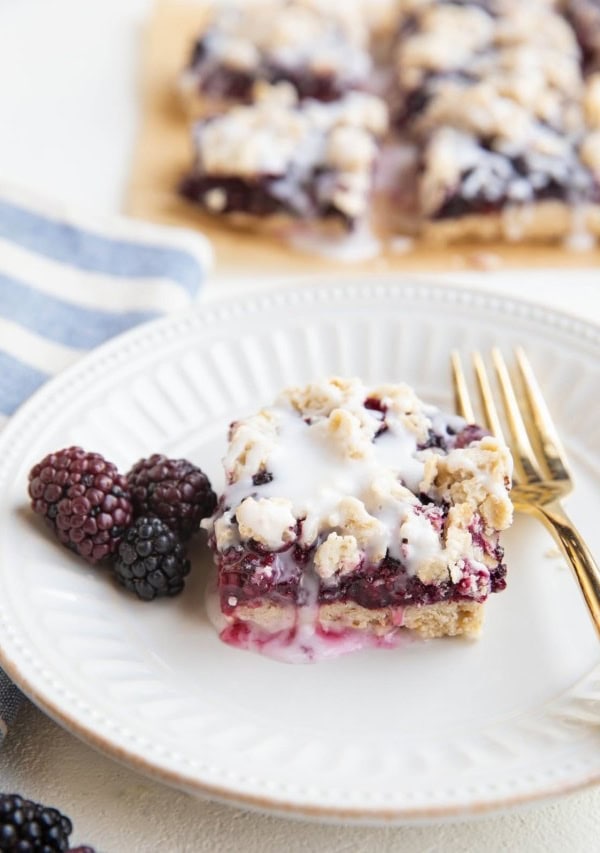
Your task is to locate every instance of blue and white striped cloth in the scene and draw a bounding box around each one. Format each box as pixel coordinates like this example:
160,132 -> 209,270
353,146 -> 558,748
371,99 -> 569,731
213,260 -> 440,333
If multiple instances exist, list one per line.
0,185 -> 213,741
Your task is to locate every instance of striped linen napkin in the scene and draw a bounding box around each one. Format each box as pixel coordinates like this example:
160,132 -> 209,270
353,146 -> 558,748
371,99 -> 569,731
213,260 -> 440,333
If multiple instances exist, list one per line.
0,186 -> 213,742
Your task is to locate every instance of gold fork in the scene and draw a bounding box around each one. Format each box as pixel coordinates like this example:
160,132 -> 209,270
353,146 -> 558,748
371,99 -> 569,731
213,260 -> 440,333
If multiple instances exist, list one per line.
451,347 -> 600,637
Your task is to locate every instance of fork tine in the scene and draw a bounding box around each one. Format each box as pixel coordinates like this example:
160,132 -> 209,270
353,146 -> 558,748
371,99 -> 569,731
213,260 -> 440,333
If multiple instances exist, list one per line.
451,350 -> 475,423
471,352 -> 506,445
515,347 -> 571,482
492,348 -> 544,483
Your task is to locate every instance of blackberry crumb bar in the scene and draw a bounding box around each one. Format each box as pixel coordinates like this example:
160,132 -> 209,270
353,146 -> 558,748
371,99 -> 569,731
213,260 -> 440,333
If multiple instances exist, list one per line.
393,0 -> 600,242
180,86 -> 388,230
180,0 -> 371,111
417,126 -> 600,244
205,378 -> 513,648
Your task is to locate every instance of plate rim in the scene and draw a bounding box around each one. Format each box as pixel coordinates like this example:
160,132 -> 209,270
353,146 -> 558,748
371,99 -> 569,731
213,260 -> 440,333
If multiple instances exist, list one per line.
1,275 -> 599,823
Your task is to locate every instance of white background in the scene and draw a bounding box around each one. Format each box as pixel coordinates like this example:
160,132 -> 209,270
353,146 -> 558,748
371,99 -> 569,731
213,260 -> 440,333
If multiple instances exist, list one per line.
0,0 -> 599,850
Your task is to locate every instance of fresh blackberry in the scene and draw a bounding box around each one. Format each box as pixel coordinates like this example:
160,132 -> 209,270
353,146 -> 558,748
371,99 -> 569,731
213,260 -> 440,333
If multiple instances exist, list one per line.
28,447 -> 132,564
113,516 -> 191,601
0,793 -> 72,852
127,454 -> 216,540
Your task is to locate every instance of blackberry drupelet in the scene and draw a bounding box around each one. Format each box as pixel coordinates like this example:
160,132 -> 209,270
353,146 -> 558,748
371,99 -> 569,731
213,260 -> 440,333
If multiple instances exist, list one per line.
113,516 -> 191,601
0,793 -> 72,852
28,447 -> 132,564
127,454 -> 216,540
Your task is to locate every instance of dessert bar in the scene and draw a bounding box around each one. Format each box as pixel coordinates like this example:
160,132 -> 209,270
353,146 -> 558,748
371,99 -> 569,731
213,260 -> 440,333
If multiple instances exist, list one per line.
204,378 -> 513,656
180,86 -> 388,230
393,0 -> 600,242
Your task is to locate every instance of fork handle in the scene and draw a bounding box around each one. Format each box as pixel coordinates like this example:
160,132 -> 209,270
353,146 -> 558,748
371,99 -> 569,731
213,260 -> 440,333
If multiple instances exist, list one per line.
535,501 -> 600,638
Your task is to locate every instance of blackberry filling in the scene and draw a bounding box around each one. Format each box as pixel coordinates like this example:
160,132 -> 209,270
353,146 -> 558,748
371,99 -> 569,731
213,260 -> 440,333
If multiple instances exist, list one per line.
180,175 -> 287,218
181,170 -> 358,228
453,424 -> 489,448
319,554 -> 496,608
434,168 -> 600,220
217,544 -> 305,612
218,543 -> 505,611
188,46 -> 354,103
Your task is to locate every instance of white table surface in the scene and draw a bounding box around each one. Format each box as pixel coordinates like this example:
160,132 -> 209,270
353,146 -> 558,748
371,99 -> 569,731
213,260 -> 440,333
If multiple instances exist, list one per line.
0,1 -> 599,850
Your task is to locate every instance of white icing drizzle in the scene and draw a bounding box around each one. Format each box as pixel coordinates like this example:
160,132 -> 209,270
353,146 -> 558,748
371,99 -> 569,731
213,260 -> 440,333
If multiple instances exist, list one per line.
219,620 -> 404,664
206,378 -> 513,589
221,384 -> 429,567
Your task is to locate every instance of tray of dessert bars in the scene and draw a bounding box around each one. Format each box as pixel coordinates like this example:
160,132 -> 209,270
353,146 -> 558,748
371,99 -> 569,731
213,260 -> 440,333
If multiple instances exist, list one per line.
127,0 -> 600,272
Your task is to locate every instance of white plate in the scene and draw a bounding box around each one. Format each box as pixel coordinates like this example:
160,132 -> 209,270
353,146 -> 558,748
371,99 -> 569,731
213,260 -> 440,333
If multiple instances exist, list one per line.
0,279 -> 599,824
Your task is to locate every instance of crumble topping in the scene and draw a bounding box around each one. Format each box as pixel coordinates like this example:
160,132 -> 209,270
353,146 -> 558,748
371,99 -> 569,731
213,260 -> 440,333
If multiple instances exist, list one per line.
282,375 -> 361,417
396,4 -> 496,88
314,532 -> 361,579
182,0 -> 371,101
194,87 -> 387,177
195,95 -> 305,178
223,408 -> 279,484
281,377 -> 430,442
413,82 -> 582,146
206,378 -> 513,592
236,496 -> 297,550
326,496 -> 388,563
323,408 -> 378,460
420,435 -> 513,529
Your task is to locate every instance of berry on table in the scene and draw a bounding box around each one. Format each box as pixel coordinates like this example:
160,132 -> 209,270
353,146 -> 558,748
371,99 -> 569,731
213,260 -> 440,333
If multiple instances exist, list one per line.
0,793 -> 73,852
127,455 -> 217,540
113,516 -> 191,601
28,447 -> 133,564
